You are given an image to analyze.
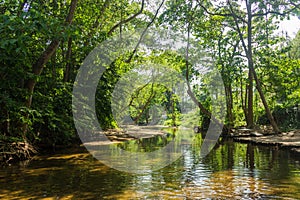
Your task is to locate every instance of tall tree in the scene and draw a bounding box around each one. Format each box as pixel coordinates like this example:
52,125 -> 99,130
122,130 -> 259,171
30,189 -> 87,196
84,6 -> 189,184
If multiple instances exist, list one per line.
25,0 -> 78,109
196,0 -> 300,133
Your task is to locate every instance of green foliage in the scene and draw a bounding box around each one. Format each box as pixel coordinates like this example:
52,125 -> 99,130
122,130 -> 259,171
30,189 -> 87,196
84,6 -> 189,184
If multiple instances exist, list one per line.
258,105 -> 300,131
0,0 -> 151,152
159,0 -> 300,131
1,0 -> 300,160
290,30 -> 300,59
180,110 -> 201,128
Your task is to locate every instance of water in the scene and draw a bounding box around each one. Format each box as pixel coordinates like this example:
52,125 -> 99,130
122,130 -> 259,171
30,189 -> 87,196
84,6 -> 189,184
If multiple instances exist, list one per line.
1,134 -> 300,199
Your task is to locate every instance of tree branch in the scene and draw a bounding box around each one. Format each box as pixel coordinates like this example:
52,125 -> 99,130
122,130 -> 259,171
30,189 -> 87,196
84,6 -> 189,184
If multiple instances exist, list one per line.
134,83 -> 156,124
125,0 -> 165,63
120,81 -> 152,114
253,2 -> 300,17
196,0 -> 247,23
196,0 -> 231,17
92,0 -> 111,29
107,0 -> 145,36
228,0 -> 248,57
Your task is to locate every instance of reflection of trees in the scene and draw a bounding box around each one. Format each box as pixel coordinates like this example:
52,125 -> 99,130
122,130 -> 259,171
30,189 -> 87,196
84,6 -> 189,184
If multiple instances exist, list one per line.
116,133 -> 174,152
246,144 -> 255,170
2,139 -> 299,199
0,152 -> 135,199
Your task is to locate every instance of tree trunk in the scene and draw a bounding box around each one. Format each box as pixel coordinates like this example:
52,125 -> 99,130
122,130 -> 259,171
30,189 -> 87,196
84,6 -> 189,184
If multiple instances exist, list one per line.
51,48 -> 57,82
187,88 -> 227,132
218,38 -> 233,129
242,79 -> 248,124
227,0 -> 280,133
246,1 -> 254,129
225,83 -> 234,129
247,68 -> 254,128
245,1 -> 280,133
25,40 -> 61,107
64,37 -> 73,82
249,64 -> 280,133
246,2 -> 280,133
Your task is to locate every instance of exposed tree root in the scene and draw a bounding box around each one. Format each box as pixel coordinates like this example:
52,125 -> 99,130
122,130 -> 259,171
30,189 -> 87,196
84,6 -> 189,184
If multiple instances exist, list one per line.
0,141 -> 37,165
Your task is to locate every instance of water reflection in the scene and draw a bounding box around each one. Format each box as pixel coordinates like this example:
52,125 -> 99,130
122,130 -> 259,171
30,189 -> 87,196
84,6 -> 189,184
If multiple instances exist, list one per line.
0,132 -> 299,199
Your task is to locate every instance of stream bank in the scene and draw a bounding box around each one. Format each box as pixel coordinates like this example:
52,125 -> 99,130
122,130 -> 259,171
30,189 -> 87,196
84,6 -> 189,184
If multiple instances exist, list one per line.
105,125 -> 300,156
230,128 -> 300,155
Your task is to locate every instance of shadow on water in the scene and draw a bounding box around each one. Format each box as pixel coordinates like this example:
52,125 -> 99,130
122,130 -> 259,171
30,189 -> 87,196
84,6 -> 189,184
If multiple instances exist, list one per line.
0,129 -> 300,199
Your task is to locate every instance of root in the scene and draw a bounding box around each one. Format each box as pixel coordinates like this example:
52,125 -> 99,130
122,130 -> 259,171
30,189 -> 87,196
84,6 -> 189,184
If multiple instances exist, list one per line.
0,140 -> 37,165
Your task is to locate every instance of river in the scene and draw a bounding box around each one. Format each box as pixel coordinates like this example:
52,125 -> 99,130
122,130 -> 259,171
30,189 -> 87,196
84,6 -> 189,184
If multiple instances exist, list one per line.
0,133 -> 299,199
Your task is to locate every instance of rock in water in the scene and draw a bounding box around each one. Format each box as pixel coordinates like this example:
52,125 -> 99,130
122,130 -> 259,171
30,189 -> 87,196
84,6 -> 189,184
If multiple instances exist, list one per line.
288,132 -> 295,137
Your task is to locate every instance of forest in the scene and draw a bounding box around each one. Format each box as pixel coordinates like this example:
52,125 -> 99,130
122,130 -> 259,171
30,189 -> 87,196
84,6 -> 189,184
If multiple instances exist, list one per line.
0,0 -> 299,163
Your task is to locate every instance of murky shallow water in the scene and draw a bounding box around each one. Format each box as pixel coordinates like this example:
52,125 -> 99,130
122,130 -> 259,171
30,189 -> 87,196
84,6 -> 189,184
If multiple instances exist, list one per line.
1,134 -> 300,199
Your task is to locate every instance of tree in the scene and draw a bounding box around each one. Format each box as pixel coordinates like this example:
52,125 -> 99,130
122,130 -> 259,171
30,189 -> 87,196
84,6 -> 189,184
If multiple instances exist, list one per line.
23,0 -> 78,136
0,0 -> 161,158
160,0 -> 300,133
196,0 -> 300,133
290,30 -> 300,59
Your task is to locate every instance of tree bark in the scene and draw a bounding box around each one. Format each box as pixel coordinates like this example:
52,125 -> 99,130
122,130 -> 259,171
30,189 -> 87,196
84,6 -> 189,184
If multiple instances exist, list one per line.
25,40 -> 61,107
